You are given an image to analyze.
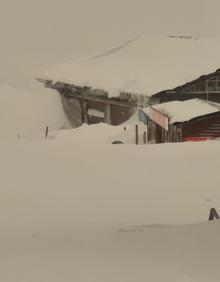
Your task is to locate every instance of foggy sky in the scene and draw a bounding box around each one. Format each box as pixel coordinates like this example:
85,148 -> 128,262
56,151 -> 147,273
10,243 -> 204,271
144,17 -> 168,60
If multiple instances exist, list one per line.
0,0 -> 220,89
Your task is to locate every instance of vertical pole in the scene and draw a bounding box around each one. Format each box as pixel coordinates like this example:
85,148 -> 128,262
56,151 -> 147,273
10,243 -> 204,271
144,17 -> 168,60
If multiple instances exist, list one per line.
106,103 -> 111,125
80,99 -> 88,124
205,80 -> 209,102
80,100 -> 84,123
83,100 -> 88,124
143,132 -> 147,144
45,126 -> 49,139
162,129 -> 164,143
135,125 -> 138,145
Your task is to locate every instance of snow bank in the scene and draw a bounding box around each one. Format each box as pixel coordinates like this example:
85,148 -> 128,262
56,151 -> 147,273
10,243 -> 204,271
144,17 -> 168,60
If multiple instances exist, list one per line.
143,99 -> 220,123
50,122 -> 147,145
1,129 -> 220,281
45,36 -> 220,97
0,84 -> 70,138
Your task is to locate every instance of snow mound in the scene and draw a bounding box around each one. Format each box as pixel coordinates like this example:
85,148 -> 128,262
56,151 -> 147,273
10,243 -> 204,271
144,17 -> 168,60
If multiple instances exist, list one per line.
0,84 -> 70,138
45,36 -> 220,97
49,121 -> 147,145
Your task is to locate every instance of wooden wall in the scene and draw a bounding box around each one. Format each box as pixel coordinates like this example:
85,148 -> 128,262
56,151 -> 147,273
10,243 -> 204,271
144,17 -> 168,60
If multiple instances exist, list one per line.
148,112 -> 220,144
182,112 -> 220,140
61,95 -> 136,127
111,104 -> 135,125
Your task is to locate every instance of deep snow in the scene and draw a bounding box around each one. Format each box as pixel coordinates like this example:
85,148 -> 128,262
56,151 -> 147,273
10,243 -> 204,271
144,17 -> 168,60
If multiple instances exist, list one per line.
0,83 -> 220,282
0,84 -> 70,138
1,126 -> 220,281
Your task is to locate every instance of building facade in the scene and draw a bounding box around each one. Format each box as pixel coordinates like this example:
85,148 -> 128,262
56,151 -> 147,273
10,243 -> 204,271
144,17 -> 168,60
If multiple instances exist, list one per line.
150,69 -> 220,104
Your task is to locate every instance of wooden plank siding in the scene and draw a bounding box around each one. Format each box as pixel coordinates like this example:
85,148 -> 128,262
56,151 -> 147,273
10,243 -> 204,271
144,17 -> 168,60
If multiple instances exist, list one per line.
147,111 -> 220,144
181,112 -> 220,140
110,104 -> 135,125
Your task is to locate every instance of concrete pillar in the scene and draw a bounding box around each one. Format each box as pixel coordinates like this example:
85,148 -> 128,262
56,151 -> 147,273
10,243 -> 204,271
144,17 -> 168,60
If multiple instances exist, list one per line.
80,99 -> 88,124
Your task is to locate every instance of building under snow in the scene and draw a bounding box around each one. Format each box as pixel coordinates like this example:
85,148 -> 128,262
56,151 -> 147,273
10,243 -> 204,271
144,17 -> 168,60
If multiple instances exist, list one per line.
39,36 -> 220,127
140,99 -> 220,143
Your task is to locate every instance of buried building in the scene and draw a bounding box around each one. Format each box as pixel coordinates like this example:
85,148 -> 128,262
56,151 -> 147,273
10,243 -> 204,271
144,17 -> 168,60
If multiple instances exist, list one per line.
39,36 -> 220,127
37,79 -> 147,127
139,99 -> 220,143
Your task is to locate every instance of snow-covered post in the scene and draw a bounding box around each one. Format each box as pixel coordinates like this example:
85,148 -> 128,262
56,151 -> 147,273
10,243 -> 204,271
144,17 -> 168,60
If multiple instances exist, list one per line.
135,125 -> 138,145
45,126 -> 49,139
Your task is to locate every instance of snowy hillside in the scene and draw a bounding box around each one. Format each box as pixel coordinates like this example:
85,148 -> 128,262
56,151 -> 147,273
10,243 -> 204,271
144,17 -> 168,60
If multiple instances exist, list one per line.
0,84 -> 70,138
1,126 -> 220,281
45,36 -> 220,97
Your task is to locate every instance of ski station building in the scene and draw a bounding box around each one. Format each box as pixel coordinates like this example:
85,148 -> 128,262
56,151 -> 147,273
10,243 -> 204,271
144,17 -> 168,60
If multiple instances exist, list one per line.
39,36 -> 220,142
140,99 -> 220,143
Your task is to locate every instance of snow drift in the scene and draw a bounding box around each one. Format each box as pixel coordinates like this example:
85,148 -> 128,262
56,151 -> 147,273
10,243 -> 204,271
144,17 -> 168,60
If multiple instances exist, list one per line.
0,84 -> 70,138
1,126 -> 220,281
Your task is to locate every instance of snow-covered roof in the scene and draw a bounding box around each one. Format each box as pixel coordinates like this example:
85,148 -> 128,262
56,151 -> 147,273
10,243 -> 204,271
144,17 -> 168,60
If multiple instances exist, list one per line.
143,99 -> 220,124
45,36 -> 220,97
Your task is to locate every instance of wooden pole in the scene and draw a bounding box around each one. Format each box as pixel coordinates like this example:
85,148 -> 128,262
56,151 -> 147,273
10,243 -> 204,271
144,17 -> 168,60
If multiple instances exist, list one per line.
135,125 -> 138,145
143,132 -> 147,144
45,126 -> 49,139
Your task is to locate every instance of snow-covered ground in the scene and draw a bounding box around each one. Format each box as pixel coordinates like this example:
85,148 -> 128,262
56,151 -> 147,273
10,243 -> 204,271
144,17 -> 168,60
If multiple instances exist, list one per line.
1,122 -> 220,281
1,83 -> 220,282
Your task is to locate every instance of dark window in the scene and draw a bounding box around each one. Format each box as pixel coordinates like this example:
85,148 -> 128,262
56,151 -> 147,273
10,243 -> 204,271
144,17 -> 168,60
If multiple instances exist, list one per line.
208,80 -> 216,92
